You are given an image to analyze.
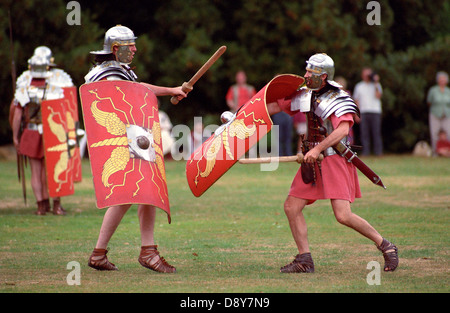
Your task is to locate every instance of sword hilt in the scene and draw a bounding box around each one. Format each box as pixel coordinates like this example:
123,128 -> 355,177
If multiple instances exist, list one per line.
170,82 -> 193,105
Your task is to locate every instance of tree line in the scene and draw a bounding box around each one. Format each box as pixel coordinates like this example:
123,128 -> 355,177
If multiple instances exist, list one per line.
1,0 -> 449,152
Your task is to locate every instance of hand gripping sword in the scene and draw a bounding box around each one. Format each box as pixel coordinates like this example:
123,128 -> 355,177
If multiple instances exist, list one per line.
170,46 -> 227,104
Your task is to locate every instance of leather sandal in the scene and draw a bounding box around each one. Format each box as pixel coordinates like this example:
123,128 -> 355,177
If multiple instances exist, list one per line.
138,245 -> 176,273
280,252 -> 315,273
34,200 -> 46,216
52,199 -> 66,216
88,248 -> 118,271
377,238 -> 399,272
42,199 -> 51,212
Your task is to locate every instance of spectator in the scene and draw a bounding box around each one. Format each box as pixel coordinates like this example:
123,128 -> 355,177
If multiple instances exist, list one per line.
427,71 -> 450,154
271,112 -> 293,156
353,68 -> 383,156
226,70 -> 257,157
436,129 -> 450,157
226,70 -> 256,113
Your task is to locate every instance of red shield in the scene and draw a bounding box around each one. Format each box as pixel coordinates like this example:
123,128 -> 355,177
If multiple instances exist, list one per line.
63,86 -> 82,182
186,74 -> 304,197
79,81 -> 170,222
41,97 -> 75,198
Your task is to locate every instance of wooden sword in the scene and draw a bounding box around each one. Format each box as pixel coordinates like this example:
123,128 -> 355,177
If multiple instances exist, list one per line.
171,45 -> 227,104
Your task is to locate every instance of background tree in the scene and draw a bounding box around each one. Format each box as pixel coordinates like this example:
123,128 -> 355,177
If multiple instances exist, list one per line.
1,0 -> 449,152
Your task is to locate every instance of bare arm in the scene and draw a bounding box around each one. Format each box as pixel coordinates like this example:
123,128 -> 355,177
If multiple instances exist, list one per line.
304,121 -> 350,163
12,106 -> 22,151
266,101 -> 282,115
141,83 -> 187,99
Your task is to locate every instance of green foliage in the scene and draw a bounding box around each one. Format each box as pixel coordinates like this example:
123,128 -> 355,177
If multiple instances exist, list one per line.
1,0 -> 448,152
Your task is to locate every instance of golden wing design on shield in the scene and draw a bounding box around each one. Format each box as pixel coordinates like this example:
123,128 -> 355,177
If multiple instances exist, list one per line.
102,146 -> 130,187
47,110 -> 67,143
152,121 -> 166,182
228,119 -> 256,139
90,101 -> 129,187
46,107 -> 70,191
200,135 -> 223,178
200,119 -> 257,178
223,119 -> 256,159
91,100 -> 127,136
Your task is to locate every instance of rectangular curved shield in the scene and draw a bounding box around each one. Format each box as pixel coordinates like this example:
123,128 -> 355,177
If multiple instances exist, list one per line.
186,74 -> 305,197
79,81 -> 171,222
41,97 -> 75,198
63,86 -> 82,182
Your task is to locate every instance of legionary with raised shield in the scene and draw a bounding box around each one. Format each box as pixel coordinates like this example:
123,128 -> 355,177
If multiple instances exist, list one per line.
266,53 -> 398,273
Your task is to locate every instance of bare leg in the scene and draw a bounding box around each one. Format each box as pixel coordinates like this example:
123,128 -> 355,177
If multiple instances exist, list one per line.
40,159 -> 49,200
95,204 -> 132,249
137,204 -> 156,246
137,204 -> 176,273
283,196 -> 311,254
29,157 -> 45,202
330,199 -> 383,246
281,196 -> 315,273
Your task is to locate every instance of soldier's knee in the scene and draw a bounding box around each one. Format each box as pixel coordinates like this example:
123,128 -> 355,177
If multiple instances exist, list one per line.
283,197 -> 306,217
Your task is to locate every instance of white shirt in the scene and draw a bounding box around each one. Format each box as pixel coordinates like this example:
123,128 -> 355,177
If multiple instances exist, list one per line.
353,81 -> 382,113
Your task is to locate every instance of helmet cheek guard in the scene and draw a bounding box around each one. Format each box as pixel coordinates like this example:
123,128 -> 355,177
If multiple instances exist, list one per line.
115,44 -> 134,64
305,70 -> 325,90
305,53 -> 341,89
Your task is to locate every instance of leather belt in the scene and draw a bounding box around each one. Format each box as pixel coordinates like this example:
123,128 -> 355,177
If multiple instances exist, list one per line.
306,142 -> 336,157
27,123 -> 43,134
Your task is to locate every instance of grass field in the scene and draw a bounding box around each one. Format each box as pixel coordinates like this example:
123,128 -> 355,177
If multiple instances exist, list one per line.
0,155 -> 449,293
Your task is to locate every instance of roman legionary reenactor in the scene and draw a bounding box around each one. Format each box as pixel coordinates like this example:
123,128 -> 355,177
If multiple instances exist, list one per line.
81,25 -> 186,273
267,53 -> 399,273
12,47 -> 75,215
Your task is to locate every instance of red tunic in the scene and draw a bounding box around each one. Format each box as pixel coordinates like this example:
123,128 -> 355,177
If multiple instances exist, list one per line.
18,78 -> 47,159
278,96 -> 361,204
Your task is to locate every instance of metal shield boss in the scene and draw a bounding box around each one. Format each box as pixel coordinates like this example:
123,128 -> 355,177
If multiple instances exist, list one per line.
79,81 -> 171,222
41,95 -> 77,198
186,74 -> 305,197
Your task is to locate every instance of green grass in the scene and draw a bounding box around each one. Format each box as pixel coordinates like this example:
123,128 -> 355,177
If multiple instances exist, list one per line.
0,155 -> 449,293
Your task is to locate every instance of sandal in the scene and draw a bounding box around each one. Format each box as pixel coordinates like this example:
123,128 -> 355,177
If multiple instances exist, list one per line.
138,245 -> 176,273
280,252 -> 315,273
377,238 -> 399,272
88,248 -> 118,271
52,199 -> 67,216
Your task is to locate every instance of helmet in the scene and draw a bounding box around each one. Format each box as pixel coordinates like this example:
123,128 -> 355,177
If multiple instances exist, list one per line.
90,25 -> 137,55
305,53 -> 341,89
28,55 -> 52,78
33,46 -> 56,67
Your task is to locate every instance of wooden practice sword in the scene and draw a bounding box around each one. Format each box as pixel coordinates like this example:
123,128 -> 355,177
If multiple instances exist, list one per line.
239,153 -> 324,164
170,45 -> 227,104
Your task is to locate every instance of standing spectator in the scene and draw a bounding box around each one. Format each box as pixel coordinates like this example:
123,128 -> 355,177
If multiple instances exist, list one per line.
353,68 -> 383,156
226,70 -> 256,113
271,112 -> 293,156
427,71 -> 450,154
226,70 -> 257,157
